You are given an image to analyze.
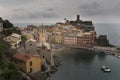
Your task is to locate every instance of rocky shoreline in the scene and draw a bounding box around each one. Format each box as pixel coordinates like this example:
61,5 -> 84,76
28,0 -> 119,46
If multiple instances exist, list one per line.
38,49 -> 63,80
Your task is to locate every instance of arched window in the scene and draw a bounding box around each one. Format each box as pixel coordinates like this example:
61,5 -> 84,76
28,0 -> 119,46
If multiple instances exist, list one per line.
29,44 -> 32,46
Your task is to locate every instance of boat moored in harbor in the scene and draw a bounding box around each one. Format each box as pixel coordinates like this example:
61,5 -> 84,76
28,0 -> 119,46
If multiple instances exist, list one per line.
101,66 -> 111,72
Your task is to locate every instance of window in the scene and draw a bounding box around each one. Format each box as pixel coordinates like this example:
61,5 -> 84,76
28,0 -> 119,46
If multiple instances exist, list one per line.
15,44 -> 17,47
43,56 -> 45,58
29,44 -> 32,46
30,61 -> 32,66
30,68 -> 32,72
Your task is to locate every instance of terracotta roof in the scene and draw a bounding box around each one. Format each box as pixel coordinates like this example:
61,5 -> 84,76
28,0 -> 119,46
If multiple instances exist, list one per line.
13,53 -> 39,62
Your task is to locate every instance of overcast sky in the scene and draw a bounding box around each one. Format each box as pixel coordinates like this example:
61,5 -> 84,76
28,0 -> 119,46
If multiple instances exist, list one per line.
0,0 -> 120,24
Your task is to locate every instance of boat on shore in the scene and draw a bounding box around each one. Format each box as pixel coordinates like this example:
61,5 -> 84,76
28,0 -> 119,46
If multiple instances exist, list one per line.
101,66 -> 111,72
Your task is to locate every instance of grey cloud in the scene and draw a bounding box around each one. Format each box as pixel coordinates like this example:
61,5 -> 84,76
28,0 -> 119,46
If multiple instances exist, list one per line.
1,0 -> 120,23
0,0 -> 34,6
41,13 -> 58,18
11,7 -> 58,19
13,8 -> 25,12
12,11 -> 59,19
79,1 -> 120,17
80,1 -> 101,10
79,1 -> 103,16
81,10 -> 103,16
47,8 -> 54,11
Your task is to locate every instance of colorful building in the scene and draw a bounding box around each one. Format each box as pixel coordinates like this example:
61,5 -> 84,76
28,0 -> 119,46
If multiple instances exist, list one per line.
13,53 -> 41,74
48,32 -> 62,44
63,30 -> 95,49
63,33 -> 77,47
3,33 -> 21,49
22,32 -> 34,40
25,38 -> 37,54
76,31 -> 95,48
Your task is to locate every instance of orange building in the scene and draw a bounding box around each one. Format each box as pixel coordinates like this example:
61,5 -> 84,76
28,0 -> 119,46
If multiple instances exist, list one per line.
13,53 -> 41,74
63,31 -> 95,49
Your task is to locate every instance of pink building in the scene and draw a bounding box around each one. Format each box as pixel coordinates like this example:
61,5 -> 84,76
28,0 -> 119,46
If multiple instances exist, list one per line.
63,31 -> 95,49
63,33 -> 77,47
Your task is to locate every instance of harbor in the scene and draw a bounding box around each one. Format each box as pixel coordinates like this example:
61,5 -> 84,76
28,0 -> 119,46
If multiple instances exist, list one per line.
51,48 -> 120,80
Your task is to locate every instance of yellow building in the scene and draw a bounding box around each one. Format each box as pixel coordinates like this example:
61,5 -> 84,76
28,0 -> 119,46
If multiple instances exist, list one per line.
22,32 -> 34,40
13,53 -> 41,74
48,32 -> 62,44
55,32 -> 62,44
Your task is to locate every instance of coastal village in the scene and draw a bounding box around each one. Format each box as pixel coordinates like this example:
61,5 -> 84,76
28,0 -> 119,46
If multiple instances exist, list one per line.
0,15 -> 120,80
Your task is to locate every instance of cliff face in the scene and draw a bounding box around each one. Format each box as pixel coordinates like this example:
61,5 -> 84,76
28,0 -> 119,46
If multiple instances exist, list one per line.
95,35 -> 113,47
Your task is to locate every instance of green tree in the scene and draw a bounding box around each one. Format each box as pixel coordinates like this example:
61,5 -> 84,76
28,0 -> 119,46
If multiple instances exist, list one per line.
3,27 -> 21,36
3,20 -> 13,28
0,18 -> 21,36
1,62 -> 20,80
21,36 -> 27,43
0,40 -> 20,80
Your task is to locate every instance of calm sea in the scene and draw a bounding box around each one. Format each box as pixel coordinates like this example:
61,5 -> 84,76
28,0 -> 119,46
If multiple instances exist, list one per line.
52,49 -> 120,80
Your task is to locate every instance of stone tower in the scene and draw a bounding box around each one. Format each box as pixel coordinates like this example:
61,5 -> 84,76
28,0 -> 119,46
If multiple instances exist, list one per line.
77,15 -> 80,20
76,15 -> 82,23
76,15 -> 80,21
38,26 -> 46,43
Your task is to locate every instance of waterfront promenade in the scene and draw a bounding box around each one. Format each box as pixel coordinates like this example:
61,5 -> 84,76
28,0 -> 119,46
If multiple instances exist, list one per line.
53,45 -> 120,57
94,46 -> 120,56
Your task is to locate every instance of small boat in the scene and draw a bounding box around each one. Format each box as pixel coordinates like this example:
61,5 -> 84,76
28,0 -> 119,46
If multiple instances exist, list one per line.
103,68 -> 111,72
117,55 -> 120,58
114,55 -> 120,58
101,66 -> 111,72
101,66 -> 106,70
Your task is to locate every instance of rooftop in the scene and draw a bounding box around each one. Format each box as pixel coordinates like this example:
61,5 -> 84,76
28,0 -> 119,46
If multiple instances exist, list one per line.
11,33 -> 21,38
37,42 -> 51,50
26,38 -> 37,43
13,53 -> 39,62
67,33 -> 76,37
